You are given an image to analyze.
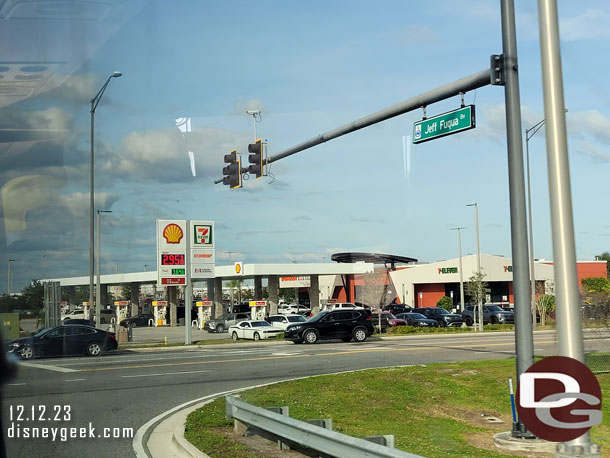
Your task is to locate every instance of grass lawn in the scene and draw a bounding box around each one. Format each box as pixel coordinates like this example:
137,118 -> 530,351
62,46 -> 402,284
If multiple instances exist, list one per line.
184,357 -> 610,458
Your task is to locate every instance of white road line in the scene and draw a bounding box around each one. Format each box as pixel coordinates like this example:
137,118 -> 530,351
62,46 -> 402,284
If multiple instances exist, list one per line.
271,352 -> 300,356
7,383 -> 26,386
20,362 -> 78,373
122,370 -> 209,378
65,378 -> 86,382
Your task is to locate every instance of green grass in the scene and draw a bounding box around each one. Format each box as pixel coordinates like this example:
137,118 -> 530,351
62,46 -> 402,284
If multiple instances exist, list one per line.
184,359 -> 610,458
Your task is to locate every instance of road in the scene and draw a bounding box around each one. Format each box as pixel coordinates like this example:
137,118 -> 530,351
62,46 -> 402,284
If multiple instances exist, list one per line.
2,331 -> 607,457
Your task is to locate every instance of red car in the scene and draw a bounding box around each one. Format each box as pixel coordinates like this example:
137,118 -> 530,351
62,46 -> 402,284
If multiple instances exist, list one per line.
370,312 -> 407,331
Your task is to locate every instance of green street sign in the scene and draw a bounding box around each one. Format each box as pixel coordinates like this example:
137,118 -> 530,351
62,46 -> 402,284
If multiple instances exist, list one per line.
413,105 -> 475,144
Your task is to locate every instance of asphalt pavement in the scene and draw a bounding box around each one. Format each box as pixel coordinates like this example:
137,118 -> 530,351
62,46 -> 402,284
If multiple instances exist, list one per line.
2,331 -> 608,457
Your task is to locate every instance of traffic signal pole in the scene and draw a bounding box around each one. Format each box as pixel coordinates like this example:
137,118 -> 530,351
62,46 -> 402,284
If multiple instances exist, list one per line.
500,0 -> 535,439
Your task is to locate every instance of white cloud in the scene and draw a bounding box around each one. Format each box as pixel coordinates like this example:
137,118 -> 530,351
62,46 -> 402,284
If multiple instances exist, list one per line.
42,73 -> 101,104
573,141 -> 610,163
102,126 -> 250,183
560,9 -> 610,41
232,98 -> 265,116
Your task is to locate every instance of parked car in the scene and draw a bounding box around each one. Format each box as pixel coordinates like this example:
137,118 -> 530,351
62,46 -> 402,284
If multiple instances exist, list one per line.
322,302 -> 366,311
383,304 -> 413,315
266,314 -> 307,330
62,309 -> 88,321
284,309 -> 374,344
98,309 -> 116,324
370,312 -> 407,331
461,305 -> 515,326
7,325 -> 118,360
278,304 -> 311,315
395,312 -> 439,328
62,318 -> 96,327
417,307 -> 463,327
204,312 -> 250,333
120,313 -> 154,328
229,320 -> 284,341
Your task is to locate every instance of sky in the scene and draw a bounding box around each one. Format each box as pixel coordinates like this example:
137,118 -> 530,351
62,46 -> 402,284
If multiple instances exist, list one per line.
1,0 -> 610,292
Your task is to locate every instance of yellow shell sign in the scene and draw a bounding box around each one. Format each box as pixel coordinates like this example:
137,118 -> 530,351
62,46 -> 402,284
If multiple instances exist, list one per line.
163,223 -> 183,244
234,262 -> 243,274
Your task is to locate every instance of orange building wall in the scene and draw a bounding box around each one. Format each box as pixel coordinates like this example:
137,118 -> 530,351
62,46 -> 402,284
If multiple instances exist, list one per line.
543,261 -> 607,289
414,283 -> 446,308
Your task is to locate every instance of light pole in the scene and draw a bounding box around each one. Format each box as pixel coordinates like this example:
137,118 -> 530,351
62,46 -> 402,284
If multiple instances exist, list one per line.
450,227 -> 466,314
525,108 -> 567,330
96,209 -> 112,328
224,251 -> 235,263
89,71 -> 122,316
7,259 -> 15,295
466,203 -> 483,331
144,264 -> 149,272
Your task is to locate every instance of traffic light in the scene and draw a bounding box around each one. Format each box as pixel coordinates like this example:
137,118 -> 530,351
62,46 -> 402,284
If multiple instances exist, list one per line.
222,149 -> 242,189
247,139 -> 263,179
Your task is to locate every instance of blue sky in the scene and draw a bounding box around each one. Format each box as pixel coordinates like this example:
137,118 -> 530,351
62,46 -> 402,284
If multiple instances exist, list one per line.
2,0 -> 610,291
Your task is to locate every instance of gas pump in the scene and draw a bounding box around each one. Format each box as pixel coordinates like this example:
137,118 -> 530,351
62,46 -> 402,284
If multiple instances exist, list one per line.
195,301 -> 213,329
152,300 -> 168,327
114,301 -> 130,325
249,300 -> 268,321
82,302 -> 91,320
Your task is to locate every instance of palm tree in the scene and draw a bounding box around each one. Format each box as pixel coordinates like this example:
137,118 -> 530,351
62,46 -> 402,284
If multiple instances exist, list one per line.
227,279 -> 244,305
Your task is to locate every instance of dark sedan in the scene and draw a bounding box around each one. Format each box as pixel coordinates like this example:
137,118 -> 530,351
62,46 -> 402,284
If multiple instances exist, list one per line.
7,325 -> 118,360
395,312 -> 439,328
417,307 -> 464,327
120,313 -> 154,328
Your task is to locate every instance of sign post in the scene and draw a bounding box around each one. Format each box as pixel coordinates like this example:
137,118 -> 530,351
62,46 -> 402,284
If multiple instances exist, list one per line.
413,105 -> 475,144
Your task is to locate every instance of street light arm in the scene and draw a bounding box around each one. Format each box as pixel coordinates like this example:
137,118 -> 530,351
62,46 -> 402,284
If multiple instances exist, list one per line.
90,76 -> 113,113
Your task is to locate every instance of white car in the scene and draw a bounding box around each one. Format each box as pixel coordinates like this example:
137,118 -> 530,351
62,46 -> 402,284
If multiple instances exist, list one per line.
267,314 -> 307,330
229,320 -> 283,341
278,303 -> 311,315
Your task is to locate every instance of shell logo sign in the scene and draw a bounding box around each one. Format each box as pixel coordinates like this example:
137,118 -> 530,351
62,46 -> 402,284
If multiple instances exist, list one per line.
234,262 -> 243,275
163,223 -> 183,244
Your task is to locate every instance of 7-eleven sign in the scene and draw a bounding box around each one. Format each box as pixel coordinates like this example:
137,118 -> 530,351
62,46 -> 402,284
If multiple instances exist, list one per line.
192,222 -> 214,247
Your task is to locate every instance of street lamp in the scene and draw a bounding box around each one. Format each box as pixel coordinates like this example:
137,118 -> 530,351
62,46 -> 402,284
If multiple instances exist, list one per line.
224,251 -> 235,263
89,71 -> 122,317
96,209 -> 112,328
525,108 -> 567,329
450,227 -> 466,314
7,259 -> 15,295
466,203 -> 483,331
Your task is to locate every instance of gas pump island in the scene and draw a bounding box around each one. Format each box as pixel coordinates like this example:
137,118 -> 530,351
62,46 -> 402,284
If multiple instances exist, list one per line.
195,301 -> 212,329
249,301 -> 268,320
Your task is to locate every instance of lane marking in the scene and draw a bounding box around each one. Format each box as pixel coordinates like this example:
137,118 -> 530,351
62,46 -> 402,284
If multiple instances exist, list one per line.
7,383 -> 26,386
122,370 -> 209,378
80,340 -> 556,373
65,378 -> 86,382
20,362 -> 78,373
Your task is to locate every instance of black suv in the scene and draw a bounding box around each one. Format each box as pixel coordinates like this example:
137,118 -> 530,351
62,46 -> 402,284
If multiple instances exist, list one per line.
284,309 -> 374,344
417,307 -> 463,327
461,305 -> 514,326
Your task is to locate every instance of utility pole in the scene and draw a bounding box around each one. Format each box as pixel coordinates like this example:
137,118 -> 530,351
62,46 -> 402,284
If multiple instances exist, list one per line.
467,203 -> 483,330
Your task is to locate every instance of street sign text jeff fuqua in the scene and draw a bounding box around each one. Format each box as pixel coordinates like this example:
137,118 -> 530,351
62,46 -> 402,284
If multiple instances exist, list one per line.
413,105 -> 475,144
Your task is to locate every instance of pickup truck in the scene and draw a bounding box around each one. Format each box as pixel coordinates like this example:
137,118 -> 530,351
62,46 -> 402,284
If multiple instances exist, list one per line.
461,305 -> 514,326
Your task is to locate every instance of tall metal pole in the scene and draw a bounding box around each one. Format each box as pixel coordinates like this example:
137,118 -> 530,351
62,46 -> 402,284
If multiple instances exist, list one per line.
89,101 -> 95,314
89,71 -> 121,321
451,228 -> 466,313
185,224 -> 192,345
467,203 -> 483,331
501,0 -> 535,438
525,133 -> 537,330
537,1 -> 598,456
8,259 -> 14,295
96,210 -> 111,328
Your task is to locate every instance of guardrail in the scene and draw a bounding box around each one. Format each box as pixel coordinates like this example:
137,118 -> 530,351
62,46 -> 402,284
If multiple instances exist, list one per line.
225,395 -> 425,458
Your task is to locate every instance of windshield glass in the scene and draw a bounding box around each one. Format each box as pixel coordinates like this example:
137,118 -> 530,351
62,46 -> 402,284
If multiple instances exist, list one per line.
287,316 -> 306,322
1,3 -> 605,458
409,314 -> 427,320
251,321 -> 270,327
486,305 -> 504,312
